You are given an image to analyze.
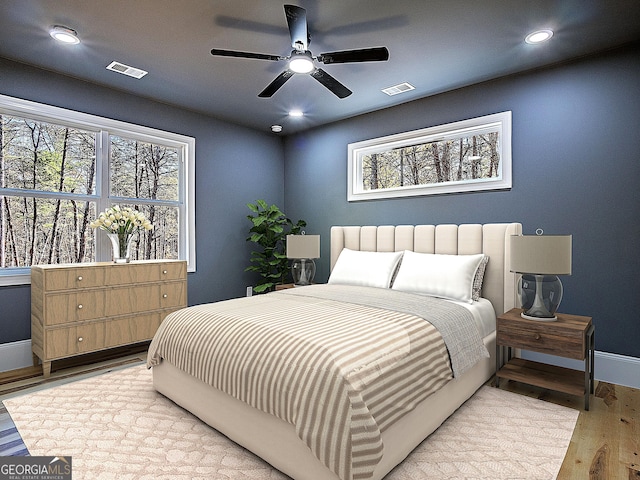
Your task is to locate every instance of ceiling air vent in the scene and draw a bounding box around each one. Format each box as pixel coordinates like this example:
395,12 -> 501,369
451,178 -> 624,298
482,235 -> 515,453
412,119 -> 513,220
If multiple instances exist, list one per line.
382,82 -> 415,96
106,61 -> 148,79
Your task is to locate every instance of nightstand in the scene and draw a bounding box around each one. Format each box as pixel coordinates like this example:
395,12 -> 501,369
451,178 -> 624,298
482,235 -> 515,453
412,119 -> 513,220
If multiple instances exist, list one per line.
495,308 -> 595,410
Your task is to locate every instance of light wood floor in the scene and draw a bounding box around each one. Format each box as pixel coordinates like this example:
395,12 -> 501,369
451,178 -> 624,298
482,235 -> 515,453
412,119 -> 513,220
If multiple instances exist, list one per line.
1,348 -> 638,479
499,379 -> 640,479
0,344 -> 148,399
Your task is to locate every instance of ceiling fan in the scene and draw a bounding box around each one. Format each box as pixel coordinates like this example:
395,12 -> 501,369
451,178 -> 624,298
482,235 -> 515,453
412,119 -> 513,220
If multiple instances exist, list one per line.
210,4 -> 389,99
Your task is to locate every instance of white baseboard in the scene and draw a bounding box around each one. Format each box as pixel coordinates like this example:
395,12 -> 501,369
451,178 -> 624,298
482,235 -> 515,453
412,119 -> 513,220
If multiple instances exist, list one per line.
520,350 -> 640,390
1,340 -> 639,389
0,340 -> 33,373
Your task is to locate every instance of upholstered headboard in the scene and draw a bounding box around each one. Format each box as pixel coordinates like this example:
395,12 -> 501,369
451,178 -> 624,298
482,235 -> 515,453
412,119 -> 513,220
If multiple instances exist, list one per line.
330,223 -> 522,316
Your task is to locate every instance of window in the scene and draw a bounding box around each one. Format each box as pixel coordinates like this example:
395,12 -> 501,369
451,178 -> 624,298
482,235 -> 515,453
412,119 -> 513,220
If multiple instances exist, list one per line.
0,94 -> 195,285
348,111 -> 511,201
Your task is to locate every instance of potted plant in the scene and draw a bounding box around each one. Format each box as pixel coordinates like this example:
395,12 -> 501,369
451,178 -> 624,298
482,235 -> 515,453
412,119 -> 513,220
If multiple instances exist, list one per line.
245,200 -> 306,293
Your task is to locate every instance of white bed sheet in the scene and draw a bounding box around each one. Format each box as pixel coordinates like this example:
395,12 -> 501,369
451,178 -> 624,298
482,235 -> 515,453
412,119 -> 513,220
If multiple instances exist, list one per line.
452,297 -> 496,338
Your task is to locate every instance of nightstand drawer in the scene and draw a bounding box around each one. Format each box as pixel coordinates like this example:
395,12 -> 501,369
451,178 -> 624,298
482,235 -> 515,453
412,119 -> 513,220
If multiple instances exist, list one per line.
496,311 -> 590,360
496,322 -> 585,359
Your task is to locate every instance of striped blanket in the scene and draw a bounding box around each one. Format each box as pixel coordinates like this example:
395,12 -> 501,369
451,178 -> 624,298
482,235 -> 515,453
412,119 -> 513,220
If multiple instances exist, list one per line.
147,285 -> 483,480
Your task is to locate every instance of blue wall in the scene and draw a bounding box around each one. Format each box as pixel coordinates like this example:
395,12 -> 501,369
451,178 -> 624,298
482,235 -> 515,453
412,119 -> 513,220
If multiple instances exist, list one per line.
2,43 -> 639,361
283,43 -> 640,359
0,57 -> 285,344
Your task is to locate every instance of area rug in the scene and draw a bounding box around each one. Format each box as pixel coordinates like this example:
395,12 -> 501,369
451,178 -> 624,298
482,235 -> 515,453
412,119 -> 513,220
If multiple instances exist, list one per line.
3,365 -> 578,480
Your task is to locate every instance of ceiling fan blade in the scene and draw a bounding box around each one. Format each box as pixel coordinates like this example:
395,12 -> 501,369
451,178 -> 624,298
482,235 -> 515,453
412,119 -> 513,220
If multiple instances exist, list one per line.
211,48 -> 281,62
258,70 -> 295,97
310,69 -> 352,98
284,4 -> 308,50
318,47 -> 389,64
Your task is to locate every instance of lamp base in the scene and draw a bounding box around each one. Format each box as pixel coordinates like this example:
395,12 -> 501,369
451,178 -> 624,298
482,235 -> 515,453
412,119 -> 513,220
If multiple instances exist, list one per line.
518,274 -> 563,322
291,258 -> 316,286
520,312 -> 558,322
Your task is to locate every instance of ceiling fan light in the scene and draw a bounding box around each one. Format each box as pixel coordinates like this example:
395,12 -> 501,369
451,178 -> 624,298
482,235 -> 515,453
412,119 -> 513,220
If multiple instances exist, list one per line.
49,25 -> 80,45
289,54 -> 314,74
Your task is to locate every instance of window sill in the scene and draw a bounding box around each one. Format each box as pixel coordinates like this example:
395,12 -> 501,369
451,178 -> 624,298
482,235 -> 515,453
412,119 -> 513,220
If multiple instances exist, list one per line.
0,271 -> 31,286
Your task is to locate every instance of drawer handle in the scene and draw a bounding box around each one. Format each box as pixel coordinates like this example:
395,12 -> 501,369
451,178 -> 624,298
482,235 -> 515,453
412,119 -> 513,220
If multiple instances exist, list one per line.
163,270 -> 168,274
534,333 -> 541,340
77,276 -> 83,281
78,304 -> 83,309
163,294 -> 168,298
78,337 -> 83,342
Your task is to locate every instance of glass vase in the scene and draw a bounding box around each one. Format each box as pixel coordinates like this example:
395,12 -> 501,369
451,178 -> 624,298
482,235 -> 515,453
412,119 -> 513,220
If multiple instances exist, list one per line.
107,233 -> 134,263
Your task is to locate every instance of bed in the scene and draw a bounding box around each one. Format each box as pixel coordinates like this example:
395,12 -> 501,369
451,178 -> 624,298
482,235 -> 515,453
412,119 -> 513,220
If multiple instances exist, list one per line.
147,222 -> 522,480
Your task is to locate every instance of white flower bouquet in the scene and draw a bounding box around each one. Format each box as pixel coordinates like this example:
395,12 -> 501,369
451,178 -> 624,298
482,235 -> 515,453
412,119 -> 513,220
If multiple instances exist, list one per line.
90,205 -> 153,235
91,205 -> 153,262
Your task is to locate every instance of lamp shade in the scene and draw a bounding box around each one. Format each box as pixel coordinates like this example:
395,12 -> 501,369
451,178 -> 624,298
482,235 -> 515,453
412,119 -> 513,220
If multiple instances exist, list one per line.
286,234 -> 320,259
510,235 -> 572,275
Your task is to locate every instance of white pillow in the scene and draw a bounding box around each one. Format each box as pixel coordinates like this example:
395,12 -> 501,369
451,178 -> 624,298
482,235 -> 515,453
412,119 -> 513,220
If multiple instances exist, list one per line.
328,249 -> 403,288
391,251 -> 485,303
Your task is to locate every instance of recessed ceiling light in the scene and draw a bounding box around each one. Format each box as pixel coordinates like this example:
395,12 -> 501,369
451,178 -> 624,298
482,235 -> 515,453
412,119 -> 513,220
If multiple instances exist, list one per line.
525,29 -> 554,44
49,25 -> 80,45
288,109 -> 304,117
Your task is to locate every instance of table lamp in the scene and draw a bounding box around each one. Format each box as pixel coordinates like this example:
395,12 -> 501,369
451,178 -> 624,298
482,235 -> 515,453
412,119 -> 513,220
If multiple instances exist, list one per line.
286,233 -> 320,286
510,232 -> 572,321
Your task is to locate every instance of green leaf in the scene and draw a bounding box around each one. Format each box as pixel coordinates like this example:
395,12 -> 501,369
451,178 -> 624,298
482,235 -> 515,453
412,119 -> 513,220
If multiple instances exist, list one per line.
253,283 -> 271,294
249,233 -> 264,243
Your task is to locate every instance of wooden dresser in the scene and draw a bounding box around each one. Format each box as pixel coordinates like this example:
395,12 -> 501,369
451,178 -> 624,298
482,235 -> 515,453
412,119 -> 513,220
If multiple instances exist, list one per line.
31,260 -> 187,377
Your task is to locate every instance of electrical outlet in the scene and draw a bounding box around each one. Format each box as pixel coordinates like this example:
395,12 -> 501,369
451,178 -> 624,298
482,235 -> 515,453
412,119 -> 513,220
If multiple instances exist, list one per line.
246,286 -> 253,297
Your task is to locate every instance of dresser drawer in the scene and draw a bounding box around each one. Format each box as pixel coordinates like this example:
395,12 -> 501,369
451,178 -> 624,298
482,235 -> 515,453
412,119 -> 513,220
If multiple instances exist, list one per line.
108,284 -> 161,315
103,313 -> 164,346
159,262 -> 187,281
129,312 -> 164,342
497,319 -> 586,360
106,263 -> 161,285
44,291 -> 106,325
46,323 -> 105,359
103,261 -> 186,285
43,267 -> 106,291
160,280 -> 187,309
104,317 -> 133,346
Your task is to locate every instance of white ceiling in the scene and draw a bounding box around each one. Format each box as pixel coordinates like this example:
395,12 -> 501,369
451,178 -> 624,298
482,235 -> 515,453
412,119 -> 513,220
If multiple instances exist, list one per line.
1,1 -> 639,134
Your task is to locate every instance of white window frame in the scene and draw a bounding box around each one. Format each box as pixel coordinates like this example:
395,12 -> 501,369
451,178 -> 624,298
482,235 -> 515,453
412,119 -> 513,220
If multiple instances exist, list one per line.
0,93 -> 196,286
348,111 -> 512,201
